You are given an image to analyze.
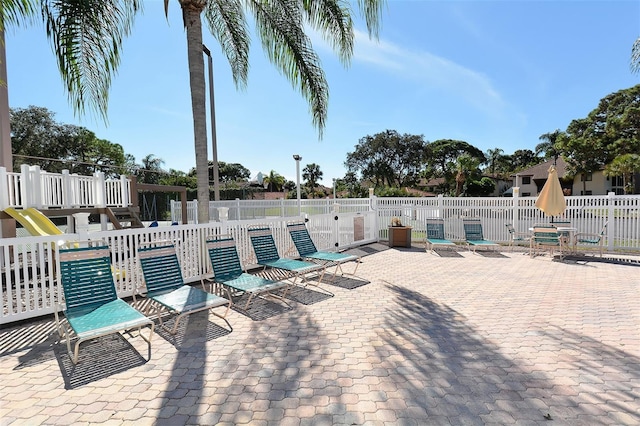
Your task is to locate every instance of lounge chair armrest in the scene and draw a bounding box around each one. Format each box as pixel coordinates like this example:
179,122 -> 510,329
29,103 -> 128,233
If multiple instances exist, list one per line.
200,275 -> 214,290
574,232 -> 602,242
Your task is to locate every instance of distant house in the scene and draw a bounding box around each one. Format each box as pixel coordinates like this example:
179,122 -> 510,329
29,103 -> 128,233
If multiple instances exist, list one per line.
485,175 -> 512,197
571,168 -> 637,195
509,158 -> 572,197
509,157 -> 635,196
418,178 -> 445,195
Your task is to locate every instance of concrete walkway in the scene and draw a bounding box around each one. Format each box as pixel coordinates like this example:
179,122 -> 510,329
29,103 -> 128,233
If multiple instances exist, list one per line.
1,244 -> 639,425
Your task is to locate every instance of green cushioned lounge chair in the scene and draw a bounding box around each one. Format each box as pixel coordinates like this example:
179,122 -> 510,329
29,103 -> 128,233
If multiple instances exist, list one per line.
424,218 -> 456,254
463,218 -> 499,252
286,221 -> 361,278
206,236 -> 291,309
530,225 -> 566,260
573,222 -> 607,257
55,245 -> 154,364
137,244 -> 231,334
248,226 -> 328,293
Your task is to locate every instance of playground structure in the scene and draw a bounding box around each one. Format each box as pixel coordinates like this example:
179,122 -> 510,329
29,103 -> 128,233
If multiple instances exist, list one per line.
4,207 -> 66,238
0,165 -> 188,238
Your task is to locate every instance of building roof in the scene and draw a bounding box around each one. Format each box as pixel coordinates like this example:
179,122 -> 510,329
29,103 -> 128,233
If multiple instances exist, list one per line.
512,157 -> 569,180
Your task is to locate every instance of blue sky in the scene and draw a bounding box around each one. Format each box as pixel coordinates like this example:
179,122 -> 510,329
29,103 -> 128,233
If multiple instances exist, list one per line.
6,1 -> 640,185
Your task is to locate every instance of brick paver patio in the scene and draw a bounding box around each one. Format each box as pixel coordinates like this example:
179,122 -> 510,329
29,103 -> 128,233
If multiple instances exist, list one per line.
1,244 -> 639,425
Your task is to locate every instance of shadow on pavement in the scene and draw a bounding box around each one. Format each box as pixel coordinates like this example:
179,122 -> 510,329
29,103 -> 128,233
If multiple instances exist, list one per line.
55,333 -> 147,389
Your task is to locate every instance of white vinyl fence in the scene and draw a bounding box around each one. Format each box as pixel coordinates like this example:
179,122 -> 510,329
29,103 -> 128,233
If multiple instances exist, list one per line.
0,212 -> 376,325
173,193 -> 640,252
171,198 -> 373,223
0,165 -> 131,209
375,193 -> 639,252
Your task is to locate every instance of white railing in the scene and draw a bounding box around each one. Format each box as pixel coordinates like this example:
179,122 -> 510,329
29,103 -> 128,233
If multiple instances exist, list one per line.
374,193 -> 640,252
172,193 -> 640,253
171,198 -> 373,223
0,211 -> 377,324
0,165 -> 131,210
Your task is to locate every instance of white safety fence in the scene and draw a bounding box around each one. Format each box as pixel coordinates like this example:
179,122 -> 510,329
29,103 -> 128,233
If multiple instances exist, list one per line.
0,212 -> 376,325
171,198 -> 373,223
173,193 -> 640,252
0,165 -> 131,209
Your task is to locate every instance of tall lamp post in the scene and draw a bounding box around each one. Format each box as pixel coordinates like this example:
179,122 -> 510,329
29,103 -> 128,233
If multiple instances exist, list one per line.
333,178 -> 336,199
203,44 -> 220,201
293,154 -> 302,216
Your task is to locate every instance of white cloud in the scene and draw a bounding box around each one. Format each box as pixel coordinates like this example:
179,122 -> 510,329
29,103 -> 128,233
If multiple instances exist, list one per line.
352,29 -> 507,115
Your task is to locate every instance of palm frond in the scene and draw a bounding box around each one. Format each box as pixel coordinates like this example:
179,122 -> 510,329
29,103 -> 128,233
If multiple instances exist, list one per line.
204,0 -> 250,88
301,0 -> 353,65
0,0 -> 37,30
631,37 -> 640,74
42,0 -> 142,121
356,0 -> 384,38
248,0 -> 329,137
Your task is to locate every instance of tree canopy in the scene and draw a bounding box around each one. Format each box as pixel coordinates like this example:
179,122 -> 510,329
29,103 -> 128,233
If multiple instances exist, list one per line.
302,163 -> 323,198
603,153 -> 640,194
345,130 -> 427,189
556,84 -> 640,189
10,105 -> 126,177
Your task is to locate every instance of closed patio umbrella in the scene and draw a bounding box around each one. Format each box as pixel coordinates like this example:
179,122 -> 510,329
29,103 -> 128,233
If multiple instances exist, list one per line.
535,165 -> 566,217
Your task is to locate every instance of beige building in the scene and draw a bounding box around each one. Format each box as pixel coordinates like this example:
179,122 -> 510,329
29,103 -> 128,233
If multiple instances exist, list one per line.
508,159 -> 572,197
508,158 -> 634,196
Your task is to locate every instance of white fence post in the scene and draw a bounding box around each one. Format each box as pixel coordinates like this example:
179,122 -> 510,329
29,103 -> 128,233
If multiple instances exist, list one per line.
33,165 -> 43,208
607,191 -> 615,252
120,175 -> 130,207
218,207 -> 229,222
0,166 -> 8,209
170,200 -> 177,223
24,165 -> 39,208
61,170 -> 72,208
235,198 -> 241,220
512,187 -> 520,232
94,171 -> 106,207
193,200 -> 199,224
73,212 -> 91,241
371,195 -> 379,238
437,194 -> 444,219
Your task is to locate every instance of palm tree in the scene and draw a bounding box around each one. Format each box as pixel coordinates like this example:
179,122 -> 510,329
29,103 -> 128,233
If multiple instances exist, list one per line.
302,163 -> 323,198
0,1 -> 38,178
604,154 -> 640,194
263,170 -> 285,192
536,130 -> 564,161
6,0 -> 385,223
632,38 -> 640,74
455,154 -> 479,197
138,154 -> 165,185
485,147 -> 503,176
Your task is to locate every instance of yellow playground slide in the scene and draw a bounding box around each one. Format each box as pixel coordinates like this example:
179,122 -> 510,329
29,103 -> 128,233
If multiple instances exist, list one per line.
3,207 -> 80,249
4,207 -> 64,237
4,208 -> 125,276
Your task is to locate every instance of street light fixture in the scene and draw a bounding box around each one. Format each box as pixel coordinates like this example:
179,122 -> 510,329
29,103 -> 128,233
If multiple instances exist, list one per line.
203,44 -> 220,201
293,154 -> 302,216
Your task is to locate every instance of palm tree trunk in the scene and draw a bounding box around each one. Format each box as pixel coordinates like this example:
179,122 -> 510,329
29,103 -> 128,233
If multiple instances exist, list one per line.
0,30 -> 16,239
183,4 -> 210,223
